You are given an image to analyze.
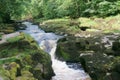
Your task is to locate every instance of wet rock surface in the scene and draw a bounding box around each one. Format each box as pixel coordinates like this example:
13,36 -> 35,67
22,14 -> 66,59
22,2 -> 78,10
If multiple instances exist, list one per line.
0,34 -> 54,80
56,33 -> 120,80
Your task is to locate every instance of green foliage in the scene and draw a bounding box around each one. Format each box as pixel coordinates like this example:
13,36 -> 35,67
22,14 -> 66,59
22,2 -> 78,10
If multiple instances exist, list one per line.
41,0 -> 120,18
68,0 -> 85,18
97,1 -> 118,17
43,0 -> 57,19
0,0 -> 41,22
115,1 -> 120,11
55,0 -> 69,17
0,0 -> 120,21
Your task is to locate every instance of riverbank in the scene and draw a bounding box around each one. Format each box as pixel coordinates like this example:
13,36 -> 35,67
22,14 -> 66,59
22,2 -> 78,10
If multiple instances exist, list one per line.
56,34 -> 120,80
0,14 -> 120,80
34,15 -> 120,80
0,33 -> 54,80
36,14 -> 120,36
0,21 -> 29,44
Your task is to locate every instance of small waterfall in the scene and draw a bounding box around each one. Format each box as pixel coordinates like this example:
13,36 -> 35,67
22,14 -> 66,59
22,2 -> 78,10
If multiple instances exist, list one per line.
22,22 -> 91,80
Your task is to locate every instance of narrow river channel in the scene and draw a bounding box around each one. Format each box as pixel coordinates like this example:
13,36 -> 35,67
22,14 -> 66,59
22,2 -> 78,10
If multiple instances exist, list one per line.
22,22 -> 90,80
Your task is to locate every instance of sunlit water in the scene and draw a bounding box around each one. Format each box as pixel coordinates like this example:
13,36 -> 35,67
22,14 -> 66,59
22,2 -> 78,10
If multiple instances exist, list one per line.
22,22 -> 91,80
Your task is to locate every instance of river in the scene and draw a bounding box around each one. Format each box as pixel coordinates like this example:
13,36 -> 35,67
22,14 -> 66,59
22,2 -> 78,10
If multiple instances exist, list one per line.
22,22 -> 91,80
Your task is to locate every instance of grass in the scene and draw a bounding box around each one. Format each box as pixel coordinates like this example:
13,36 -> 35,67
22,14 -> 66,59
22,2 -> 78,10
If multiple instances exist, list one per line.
36,14 -> 120,35
78,17 -> 98,27
39,18 -> 80,35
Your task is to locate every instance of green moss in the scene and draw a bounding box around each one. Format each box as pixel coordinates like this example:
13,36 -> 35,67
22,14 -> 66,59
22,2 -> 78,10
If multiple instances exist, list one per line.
78,17 -> 98,27
0,23 -> 15,34
39,18 -> 80,35
56,35 -> 120,80
7,36 -> 23,43
17,71 -> 37,80
0,33 -> 40,58
56,45 -> 70,61
0,33 -> 54,80
37,14 -> 120,35
0,57 -> 18,64
61,50 -> 70,60
9,62 -> 20,80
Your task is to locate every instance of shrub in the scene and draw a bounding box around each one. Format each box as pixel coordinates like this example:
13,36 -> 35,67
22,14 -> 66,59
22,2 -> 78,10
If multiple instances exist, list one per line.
97,1 -> 118,17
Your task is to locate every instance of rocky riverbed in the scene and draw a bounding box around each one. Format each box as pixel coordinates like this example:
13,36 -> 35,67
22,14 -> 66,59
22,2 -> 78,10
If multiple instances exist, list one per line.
55,33 -> 120,80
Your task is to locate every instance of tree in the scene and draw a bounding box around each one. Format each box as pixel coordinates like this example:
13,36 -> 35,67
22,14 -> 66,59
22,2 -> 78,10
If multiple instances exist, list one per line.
42,0 -> 57,19
0,0 -> 34,22
68,0 -> 85,18
0,0 -> 12,23
0,0 -> 120,22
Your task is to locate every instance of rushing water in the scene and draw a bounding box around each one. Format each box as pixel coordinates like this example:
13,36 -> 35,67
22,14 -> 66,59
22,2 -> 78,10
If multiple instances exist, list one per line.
22,22 -> 90,80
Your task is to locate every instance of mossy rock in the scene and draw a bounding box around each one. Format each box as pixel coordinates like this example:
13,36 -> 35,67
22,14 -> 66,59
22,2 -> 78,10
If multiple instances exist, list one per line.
56,36 -> 106,61
16,71 -> 37,80
55,34 -> 120,80
0,30 -> 14,34
0,33 -> 54,80
0,24 -> 15,34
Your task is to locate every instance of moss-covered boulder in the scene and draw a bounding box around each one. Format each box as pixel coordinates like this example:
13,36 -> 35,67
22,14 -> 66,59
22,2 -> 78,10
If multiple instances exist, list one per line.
56,34 -> 120,80
0,24 -> 15,34
0,33 -> 54,80
56,36 -> 106,61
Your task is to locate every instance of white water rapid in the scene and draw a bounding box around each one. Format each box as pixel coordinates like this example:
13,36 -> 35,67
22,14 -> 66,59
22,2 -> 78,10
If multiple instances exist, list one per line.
22,22 -> 91,80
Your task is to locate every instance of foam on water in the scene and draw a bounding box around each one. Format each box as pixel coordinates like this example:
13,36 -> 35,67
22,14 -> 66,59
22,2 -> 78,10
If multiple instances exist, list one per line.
22,22 -> 91,80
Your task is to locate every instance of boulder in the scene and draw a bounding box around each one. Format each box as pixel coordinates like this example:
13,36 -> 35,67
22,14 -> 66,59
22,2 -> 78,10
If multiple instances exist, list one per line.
0,34 -> 54,80
55,34 -> 120,80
